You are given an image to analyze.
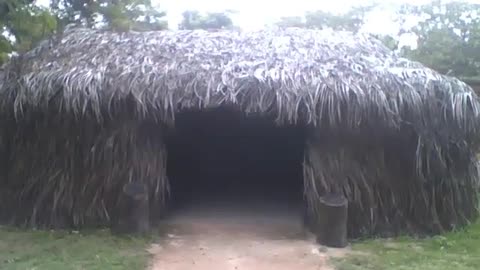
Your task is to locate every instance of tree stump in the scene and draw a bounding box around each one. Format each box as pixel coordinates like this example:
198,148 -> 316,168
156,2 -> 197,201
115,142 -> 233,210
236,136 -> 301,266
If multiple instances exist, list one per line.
113,182 -> 150,234
314,194 -> 348,248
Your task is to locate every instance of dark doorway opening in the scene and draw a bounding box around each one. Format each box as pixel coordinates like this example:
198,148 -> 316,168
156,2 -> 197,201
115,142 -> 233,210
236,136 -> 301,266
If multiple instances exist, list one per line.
164,107 -> 306,234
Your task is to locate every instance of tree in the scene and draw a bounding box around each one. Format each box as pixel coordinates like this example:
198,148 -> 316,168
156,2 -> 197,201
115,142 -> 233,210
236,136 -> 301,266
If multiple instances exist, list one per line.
100,0 -> 168,31
179,10 -> 234,30
0,0 -> 32,17
274,4 -> 404,52
275,4 -> 377,33
272,1 -> 480,78
50,0 -> 168,31
397,1 -> 480,77
0,0 -> 57,65
305,6 -> 375,32
0,0 -> 169,65
276,16 -> 305,28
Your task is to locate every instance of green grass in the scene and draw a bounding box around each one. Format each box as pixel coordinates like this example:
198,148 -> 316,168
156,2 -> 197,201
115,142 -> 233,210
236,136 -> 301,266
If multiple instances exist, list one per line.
334,222 -> 480,270
2,222 -> 480,270
0,226 -> 151,270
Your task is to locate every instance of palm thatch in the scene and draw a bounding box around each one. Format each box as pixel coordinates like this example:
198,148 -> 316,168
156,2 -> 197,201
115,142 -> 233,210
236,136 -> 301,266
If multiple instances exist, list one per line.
0,27 -> 479,236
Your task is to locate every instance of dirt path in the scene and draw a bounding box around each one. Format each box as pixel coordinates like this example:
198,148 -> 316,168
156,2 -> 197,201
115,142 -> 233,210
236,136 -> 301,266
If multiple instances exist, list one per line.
147,201 -> 346,270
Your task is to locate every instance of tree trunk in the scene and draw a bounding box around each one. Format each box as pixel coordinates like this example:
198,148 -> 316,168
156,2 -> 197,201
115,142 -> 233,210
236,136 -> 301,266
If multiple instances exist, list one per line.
315,194 -> 348,248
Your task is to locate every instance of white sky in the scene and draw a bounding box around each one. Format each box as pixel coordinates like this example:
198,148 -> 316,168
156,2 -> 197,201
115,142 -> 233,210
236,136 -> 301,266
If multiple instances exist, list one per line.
159,0 -> 422,32
162,0 -> 475,31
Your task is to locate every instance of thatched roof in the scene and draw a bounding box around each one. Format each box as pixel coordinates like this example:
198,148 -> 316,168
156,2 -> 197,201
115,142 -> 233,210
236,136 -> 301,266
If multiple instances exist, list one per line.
1,27 -> 479,138
1,28 -> 479,234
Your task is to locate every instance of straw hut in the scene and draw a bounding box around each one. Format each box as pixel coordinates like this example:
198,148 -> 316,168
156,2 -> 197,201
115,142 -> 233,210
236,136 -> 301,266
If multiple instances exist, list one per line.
0,27 -> 479,238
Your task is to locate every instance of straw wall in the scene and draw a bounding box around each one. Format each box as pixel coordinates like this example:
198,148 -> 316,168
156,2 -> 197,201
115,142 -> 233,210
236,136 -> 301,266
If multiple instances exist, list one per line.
304,128 -> 479,238
0,113 -> 169,228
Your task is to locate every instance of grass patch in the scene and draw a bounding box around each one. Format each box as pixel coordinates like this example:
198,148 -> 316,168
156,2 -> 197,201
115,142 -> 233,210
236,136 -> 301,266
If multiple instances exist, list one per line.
0,226 -> 150,270
334,222 -> 480,270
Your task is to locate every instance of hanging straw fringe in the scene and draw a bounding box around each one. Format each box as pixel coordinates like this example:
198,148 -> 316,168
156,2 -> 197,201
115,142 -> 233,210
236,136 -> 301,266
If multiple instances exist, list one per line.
0,27 -> 478,234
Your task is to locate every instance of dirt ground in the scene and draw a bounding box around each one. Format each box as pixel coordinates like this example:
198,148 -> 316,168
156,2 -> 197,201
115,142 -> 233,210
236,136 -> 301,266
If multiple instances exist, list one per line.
148,200 -> 347,270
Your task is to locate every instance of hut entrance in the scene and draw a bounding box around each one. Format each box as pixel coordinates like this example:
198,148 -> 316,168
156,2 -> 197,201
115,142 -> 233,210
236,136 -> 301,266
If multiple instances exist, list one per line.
165,107 -> 306,235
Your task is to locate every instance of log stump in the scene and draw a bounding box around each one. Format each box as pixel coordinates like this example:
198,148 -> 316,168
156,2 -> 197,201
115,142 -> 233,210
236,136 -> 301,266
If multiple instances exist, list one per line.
112,182 -> 150,234
315,194 -> 348,248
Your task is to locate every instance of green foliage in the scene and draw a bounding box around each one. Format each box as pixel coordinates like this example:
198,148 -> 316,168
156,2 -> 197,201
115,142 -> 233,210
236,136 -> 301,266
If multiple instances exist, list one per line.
0,0 -> 168,65
375,34 -> 400,51
398,1 -> 480,77
274,1 -> 480,78
6,7 -> 57,51
0,35 -> 13,64
0,0 -> 57,65
50,0 -> 168,31
334,222 -> 480,270
179,10 -> 234,30
275,5 -> 376,32
0,226 -> 150,270
0,0 -> 32,18
100,0 -> 168,31
305,6 -> 375,32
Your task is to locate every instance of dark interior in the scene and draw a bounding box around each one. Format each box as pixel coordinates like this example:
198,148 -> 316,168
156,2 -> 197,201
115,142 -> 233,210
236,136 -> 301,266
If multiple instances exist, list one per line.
165,107 -> 306,212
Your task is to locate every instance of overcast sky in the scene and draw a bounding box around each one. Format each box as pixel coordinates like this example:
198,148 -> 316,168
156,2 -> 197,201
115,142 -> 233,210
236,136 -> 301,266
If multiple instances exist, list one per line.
159,0 -> 424,31
164,0 -> 480,31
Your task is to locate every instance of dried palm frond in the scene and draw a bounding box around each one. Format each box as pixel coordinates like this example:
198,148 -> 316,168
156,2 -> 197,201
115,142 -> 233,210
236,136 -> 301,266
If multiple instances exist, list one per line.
0,27 -> 478,236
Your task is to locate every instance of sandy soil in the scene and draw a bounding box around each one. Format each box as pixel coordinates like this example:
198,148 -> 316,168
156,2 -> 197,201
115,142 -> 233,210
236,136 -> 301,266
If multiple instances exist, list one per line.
148,200 -> 346,270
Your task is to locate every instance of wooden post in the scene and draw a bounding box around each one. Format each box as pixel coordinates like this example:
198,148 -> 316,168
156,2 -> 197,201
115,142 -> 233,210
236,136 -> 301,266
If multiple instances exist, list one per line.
303,200 -> 315,233
113,182 -> 150,234
315,194 -> 348,248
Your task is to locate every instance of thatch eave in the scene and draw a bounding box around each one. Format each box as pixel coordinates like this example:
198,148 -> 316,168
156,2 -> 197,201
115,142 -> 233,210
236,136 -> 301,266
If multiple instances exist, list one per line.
0,27 -> 479,145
